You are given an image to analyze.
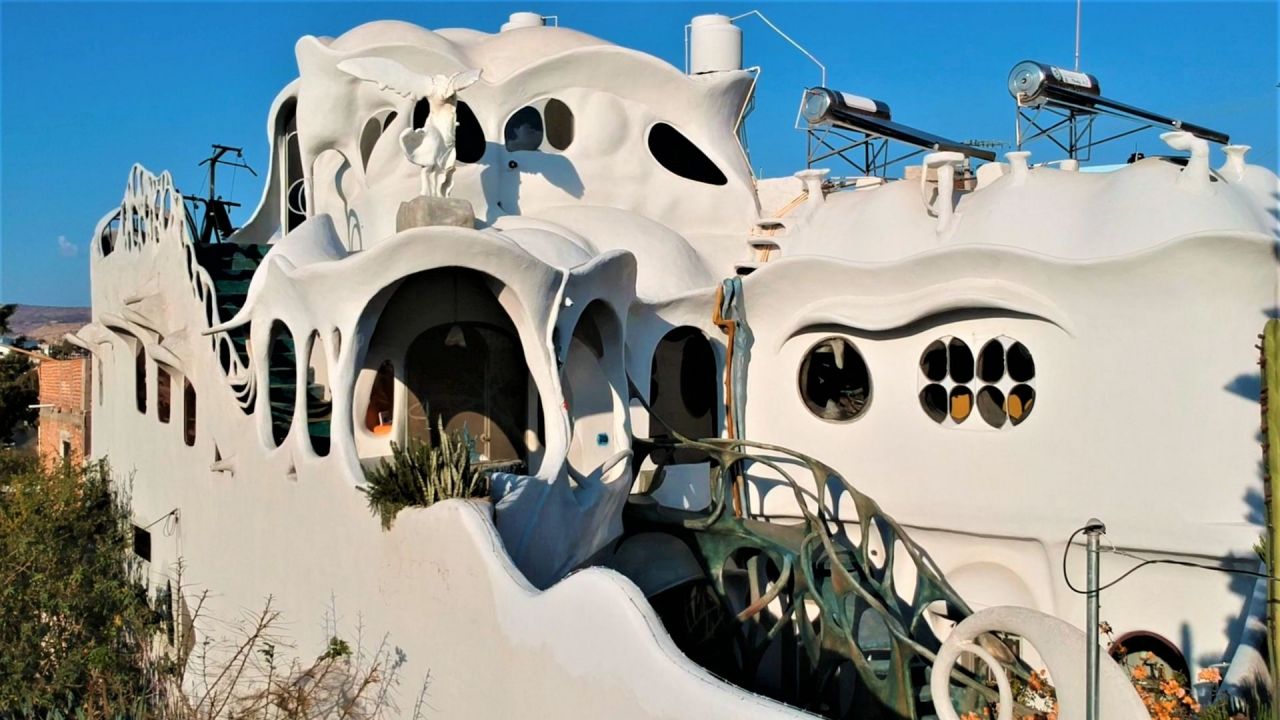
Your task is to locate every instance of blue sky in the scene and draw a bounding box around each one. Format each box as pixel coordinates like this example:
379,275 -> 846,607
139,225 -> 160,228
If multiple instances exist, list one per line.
1,1 -> 1275,307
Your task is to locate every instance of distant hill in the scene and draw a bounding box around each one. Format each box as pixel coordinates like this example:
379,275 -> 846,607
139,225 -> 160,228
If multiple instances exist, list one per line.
5,305 -> 91,345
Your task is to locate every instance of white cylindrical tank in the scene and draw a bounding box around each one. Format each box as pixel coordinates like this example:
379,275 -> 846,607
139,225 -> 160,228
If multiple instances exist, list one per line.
689,14 -> 741,74
501,12 -> 544,32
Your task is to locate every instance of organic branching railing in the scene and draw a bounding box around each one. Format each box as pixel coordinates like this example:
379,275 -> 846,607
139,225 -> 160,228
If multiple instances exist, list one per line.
96,165 -> 258,410
627,434 -> 1027,718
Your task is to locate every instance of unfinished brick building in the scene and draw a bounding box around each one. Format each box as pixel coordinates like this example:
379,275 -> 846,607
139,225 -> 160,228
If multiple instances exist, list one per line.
37,354 -> 91,467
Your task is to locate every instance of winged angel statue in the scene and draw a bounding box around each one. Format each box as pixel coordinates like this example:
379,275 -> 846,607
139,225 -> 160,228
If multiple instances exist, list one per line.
337,58 -> 482,198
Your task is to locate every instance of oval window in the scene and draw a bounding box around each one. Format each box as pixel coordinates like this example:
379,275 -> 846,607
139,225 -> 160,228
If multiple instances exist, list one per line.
545,98 -> 574,150
505,106 -> 544,151
647,123 -> 727,186
456,101 -> 485,163
267,321 -> 297,447
798,337 -> 870,422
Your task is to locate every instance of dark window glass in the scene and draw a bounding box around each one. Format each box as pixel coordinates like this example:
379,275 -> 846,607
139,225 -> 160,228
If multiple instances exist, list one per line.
978,386 -> 1007,427
919,384 -> 947,423
647,123 -> 727,186
1007,341 -> 1035,382
545,99 -> 574,150
947,338 -> 974,383
456,102 -> 485,163
650,328 -> 717,463
157,367 -> 172,423
135,345 -> 147,414
132,525 -> 151,562
505,106 -> 544,151
798,337 -> 870,422
183,380 -> 197,446
412,99 -> 430,130
920,340 -> 947,382
267,321 -> 296,447
365,360 -> 395,434
977,339 -> 1005,383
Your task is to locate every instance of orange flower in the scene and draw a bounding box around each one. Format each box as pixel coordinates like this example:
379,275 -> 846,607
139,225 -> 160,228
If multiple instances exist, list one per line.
959,713 -> 981,720
1197,667 -> 1223,684
1131,664 -> 1151,681
1160,679 -> 1182,696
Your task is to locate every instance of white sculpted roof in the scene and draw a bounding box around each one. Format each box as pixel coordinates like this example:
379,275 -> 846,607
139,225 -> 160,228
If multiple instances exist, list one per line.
326,20 -> 615,82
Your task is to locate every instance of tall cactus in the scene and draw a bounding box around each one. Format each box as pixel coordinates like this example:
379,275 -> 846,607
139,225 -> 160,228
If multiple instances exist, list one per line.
1261,320 -> 1279,702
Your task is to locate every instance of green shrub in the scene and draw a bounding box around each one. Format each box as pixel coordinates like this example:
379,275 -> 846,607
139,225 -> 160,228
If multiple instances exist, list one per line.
359,420 -> 504,530
0,453 -> 159,715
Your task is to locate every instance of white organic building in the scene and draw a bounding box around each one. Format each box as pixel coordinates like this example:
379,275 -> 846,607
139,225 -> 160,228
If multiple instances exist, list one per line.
77,11 -> 1277,718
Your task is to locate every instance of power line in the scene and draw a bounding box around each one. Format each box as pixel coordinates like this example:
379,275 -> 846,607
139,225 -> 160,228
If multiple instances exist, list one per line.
1061,525 -> 1273,595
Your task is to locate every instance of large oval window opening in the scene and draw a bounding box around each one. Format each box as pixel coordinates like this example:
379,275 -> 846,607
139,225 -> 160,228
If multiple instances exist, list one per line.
267,321 -> 297,447
798,337 -> 870,422
650,327 -> 717,463
647,122 -> 727,186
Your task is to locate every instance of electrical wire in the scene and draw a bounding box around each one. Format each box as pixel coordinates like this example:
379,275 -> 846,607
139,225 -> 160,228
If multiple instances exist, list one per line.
141,507 -> 181,536
1061,524 -> 1276,595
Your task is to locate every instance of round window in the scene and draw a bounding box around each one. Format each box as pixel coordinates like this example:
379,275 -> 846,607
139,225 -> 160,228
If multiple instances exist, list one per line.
798,337 -> 871,422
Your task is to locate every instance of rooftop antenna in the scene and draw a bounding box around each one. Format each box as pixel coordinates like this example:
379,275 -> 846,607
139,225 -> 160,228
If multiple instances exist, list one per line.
1074,0 -> 1082,71
186,144 -> 257,244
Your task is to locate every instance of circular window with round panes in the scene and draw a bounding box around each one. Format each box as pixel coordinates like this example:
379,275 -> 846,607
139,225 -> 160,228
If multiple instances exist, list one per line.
919,336 -> 1035,428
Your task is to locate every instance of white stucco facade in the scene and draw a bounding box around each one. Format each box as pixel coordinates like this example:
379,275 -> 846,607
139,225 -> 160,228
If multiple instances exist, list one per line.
80,11 -> 1277,717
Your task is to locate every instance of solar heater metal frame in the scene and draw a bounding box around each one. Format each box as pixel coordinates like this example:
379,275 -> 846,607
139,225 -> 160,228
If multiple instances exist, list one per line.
803,104 -> 997,176
1015,89 -> 1229,160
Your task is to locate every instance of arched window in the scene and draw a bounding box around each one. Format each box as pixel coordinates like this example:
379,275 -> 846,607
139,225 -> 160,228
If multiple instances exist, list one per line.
456,102 -> 485,163
647,122 -> 727,186
650,328 -> 717,462
365,360 -> 395,436
306,332 -> 332,457
183,379 -> 197,446
278,101 -> 306,233
156,367 -> 172,423
404,322 -> 530,463
798,337 -> 870,422
134,343 -> 147,414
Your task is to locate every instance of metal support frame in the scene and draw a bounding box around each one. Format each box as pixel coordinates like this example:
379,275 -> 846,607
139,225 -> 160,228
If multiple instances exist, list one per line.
805,125 -> 929,177
1015,98 -> 1180,161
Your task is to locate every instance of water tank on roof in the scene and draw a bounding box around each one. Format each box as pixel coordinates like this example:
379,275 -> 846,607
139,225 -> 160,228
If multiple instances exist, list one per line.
689,14 -> 742,74
501,12 -> 545,32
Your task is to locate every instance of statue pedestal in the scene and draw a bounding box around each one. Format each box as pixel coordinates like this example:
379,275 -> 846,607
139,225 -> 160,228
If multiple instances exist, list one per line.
396,196 -> 476,231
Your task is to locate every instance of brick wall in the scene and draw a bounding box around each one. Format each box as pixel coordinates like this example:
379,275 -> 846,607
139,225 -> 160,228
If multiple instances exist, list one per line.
37,356 -> 91,469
